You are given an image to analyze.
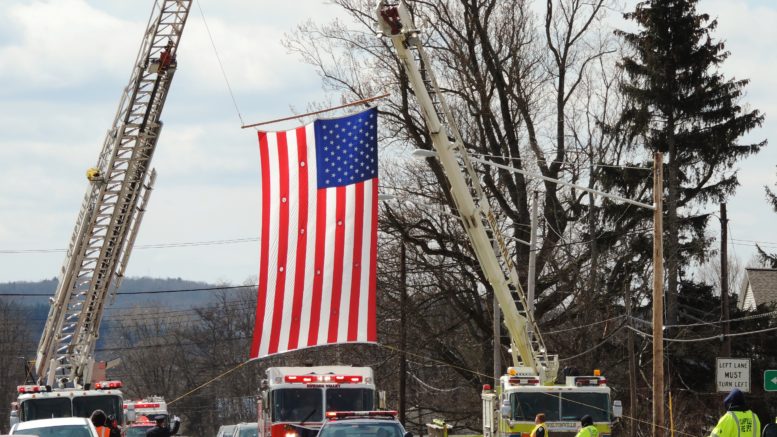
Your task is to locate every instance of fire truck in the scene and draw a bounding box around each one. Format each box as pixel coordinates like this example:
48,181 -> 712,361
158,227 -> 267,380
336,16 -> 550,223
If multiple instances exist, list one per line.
11,0 -> 191,427
376,2 -> 619,437
124,397 -> 168,437
257,367 -> 376,437
125,396 -> 168,423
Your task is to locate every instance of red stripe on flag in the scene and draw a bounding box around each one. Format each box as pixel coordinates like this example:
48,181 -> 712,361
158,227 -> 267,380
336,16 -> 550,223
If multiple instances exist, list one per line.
307,189 -> 327,346
288,127 -> 308,351
251,131 -> 271,358
328,187 -> 347,343
347,182 -> 365,341
268,131 -> 290,355
367,181 -> 378,340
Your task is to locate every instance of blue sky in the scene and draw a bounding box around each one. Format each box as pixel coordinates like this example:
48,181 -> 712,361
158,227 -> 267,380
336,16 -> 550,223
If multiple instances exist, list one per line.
0,0 -> 775,286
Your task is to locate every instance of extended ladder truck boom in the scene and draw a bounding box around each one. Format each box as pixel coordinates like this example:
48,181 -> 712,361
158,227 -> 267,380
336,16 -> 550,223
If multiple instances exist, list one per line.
12,0 -> 191,427
376,0 -> 558,384
377,3 -> 616,437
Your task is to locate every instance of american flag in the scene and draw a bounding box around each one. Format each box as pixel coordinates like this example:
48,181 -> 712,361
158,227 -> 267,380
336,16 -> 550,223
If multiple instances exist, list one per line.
250,108 -> 378,359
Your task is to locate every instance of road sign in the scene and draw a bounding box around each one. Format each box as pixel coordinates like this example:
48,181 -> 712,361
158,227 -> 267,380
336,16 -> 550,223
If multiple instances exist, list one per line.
716,358 -> 750,392
765,370 -> 777,392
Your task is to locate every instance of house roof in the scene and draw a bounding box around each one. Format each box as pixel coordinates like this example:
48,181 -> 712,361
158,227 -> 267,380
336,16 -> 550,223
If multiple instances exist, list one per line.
741,268 -> 777,308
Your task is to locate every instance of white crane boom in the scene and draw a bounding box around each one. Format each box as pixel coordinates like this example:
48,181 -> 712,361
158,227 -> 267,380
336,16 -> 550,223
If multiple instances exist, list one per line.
376,1 -> 559,384
35,0 -> 192,388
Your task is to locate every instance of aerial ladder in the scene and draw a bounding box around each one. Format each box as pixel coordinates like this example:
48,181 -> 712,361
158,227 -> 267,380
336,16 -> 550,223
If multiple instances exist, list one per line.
13,0 -> 192,426
376,0 -> 557,383
377,3 -> 616,437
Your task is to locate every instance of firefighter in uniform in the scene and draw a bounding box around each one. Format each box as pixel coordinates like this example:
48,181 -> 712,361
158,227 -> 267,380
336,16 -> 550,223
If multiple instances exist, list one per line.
575,415 -> 598,437
531,413 -> 548,437
146,414 -> 181,437
710,388 -> 760,437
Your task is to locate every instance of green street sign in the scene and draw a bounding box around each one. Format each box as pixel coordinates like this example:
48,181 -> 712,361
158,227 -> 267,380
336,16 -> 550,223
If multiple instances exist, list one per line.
765,370 -> 777,392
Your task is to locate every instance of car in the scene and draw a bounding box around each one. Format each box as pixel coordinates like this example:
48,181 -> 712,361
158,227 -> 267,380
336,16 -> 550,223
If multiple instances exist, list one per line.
230,423 -> 257,437
216,425 -> 236,437
316,411 -> 411,437
9,417 -> 98,437
125,416 -> 157,437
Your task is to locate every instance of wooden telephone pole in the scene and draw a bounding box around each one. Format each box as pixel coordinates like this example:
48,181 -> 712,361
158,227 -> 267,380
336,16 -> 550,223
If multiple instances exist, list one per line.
720,203 -> 732,356
653,152 -> 665,437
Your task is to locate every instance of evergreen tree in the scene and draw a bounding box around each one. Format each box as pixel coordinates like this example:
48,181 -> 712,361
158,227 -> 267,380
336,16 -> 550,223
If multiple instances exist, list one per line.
760,178 -> 777,266
617,0 -> 765,323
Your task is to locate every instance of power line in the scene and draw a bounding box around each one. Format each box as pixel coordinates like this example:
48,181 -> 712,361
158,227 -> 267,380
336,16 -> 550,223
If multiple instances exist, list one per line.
0,284 -> 256,297
626,324 -> 777,343
0,237 -> 259,255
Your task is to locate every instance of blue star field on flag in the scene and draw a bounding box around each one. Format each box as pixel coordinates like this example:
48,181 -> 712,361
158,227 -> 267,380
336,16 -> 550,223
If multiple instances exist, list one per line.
314,107 -> 378,189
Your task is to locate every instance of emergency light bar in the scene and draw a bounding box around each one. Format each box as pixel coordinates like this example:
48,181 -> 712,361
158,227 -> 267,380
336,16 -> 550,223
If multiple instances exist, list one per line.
508,377 -> 540,386
326,411 -> 398,420
17,385 -> 48,394
94,380 -> 123,389
573,376 -> 607,386
133,402 -> 162,409
284,375 -> 364,384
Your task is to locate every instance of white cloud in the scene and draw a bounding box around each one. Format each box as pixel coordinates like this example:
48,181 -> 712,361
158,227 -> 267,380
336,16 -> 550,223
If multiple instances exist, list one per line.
0,0 -> 139,90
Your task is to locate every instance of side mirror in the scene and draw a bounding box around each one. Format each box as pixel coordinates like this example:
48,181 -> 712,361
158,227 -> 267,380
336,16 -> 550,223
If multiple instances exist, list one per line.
499,404 -> 511,417
404,432 -> 413,437
612,400 -> 623,418
126,405 -> 137,422
378,391 -> 387,410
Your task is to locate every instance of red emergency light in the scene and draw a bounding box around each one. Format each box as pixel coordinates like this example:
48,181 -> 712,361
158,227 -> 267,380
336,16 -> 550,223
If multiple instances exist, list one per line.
284,375 -> 364,384
133,403 -> 162,409
17,385 -> 45,394
94,380 -> 123,389
326,411 -> 398,420
508,377 -> 540,386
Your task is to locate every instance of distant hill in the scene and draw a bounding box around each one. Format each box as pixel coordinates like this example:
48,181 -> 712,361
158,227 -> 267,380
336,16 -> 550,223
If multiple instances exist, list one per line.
0,276 -> 242,307
0,277 -> 254,353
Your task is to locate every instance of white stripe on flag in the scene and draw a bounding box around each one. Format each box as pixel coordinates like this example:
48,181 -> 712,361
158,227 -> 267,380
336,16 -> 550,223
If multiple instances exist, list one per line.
299,125 -> 317,347
318,187 -> 338,345
338,183 -> 356,342
277,131 -> 300,353
259,132 -> 281,358
358,179 -> 374,341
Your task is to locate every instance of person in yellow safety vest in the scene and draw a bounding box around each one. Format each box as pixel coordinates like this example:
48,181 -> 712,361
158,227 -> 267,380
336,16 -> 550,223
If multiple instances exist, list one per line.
575,415 -> 598,437
710,388 -> 760,437
530,413 -> 548,437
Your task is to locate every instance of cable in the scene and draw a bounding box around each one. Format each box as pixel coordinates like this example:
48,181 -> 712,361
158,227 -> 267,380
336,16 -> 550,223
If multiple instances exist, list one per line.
558,324 -> 627,362
195,0 -> 245,126
0,284 -> 256,297
544,315 -> 626,334
471,151 -> 652,171
167,359 -> 252,406
0,237 -> 258,255
626,324 -> 777,343
630,310 -> 777,329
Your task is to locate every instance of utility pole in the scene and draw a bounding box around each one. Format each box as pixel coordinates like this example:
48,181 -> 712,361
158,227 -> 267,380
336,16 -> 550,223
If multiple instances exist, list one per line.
626,282 -> 638,437
399,242 -> 408,424
527,191 -> 539,314
653,152 -> 665,437
720,203 -> 731,357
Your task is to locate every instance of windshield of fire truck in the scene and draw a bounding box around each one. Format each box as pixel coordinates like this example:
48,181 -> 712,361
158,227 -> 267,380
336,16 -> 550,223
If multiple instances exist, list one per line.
73,395 -> 123,423
326,389 -> 374,412
560,392 -> 609,422
21,398 -> 72,420
509,392 -> 610,422
272,388 -> 323,422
